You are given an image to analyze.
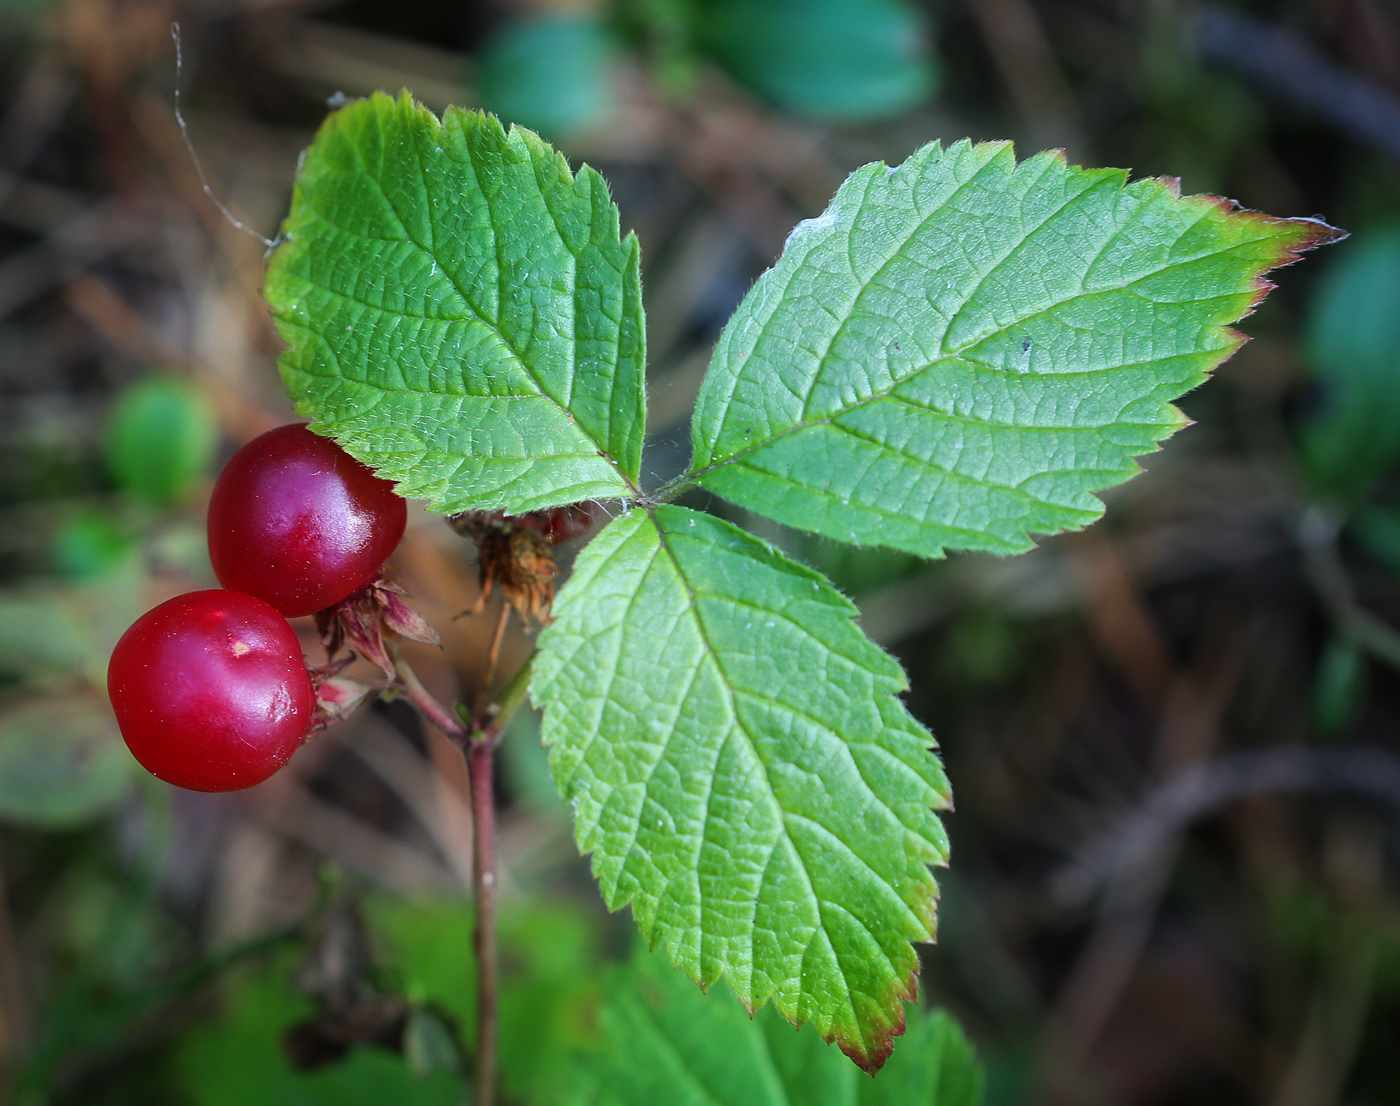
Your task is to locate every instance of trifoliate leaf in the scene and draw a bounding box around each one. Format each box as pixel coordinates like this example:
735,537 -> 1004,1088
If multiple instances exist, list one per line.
266,91 -> 646,514
570,948 -> 983,1105
688,141 -> 1343,556
531,506 -> 950,1072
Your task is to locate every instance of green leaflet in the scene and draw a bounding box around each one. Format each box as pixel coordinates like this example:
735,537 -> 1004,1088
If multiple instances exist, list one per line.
688,140 -> 1343,557
265,91 -> 645,514
567,948 -> 983,1106
530,506 -> 951,1072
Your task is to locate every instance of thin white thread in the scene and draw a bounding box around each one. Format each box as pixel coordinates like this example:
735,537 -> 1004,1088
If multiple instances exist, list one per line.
170,23 -> 276,251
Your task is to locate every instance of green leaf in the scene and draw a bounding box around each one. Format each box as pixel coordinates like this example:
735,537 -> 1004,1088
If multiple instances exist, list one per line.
266,91 -> 646,514
52,508 -> 133,580
174,955 -> 463,1106
531,506 -> 950,1071
1300,224 -> 1400,501
365,896 -> 606,1105
699,0 -> 937,123
0,559 -> 144,686
0,592 -> 92,680
104,376 -> 219,506
571,948 -> 983,1105
687,141 -> 1343,557
478,11 -> 618,140
0,696 -> 133,828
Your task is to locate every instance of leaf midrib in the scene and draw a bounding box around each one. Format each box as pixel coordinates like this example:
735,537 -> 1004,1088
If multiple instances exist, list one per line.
645,508 -> 918,1049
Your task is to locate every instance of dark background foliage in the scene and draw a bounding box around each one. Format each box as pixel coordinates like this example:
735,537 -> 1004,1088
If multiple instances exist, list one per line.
1,1 -> 1399,1104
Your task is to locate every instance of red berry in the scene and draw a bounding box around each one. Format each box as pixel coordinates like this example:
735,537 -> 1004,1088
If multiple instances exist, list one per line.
107,590 -> 315,792
208,424 -> 406,617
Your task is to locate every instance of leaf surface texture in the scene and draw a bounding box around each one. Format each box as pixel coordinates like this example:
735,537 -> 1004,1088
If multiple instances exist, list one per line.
532,506 -> 950,1069
690,141 -> 1342,555
266,91 -> 645,513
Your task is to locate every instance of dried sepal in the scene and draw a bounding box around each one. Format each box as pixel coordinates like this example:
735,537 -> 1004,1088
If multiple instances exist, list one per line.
309,673 -> 378,732
316,572 -> 440,679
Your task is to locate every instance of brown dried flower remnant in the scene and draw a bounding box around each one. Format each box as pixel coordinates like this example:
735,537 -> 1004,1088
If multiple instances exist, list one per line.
448,504 -> 597,627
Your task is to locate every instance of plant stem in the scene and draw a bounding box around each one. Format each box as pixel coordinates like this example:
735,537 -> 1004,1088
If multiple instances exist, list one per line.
467,732 -> 498,1106
472,602 -> 512,727
390,647 -> 467,744
461,650 -> 535,1106
389,636 -> 536,1106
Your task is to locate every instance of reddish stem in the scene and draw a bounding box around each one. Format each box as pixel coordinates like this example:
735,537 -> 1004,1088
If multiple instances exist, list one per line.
390,648 -> 466,743
389,644 -> 529,1106
467,734 -> 498,1106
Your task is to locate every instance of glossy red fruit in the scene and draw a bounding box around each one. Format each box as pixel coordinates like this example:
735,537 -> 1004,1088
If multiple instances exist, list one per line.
107,590 -> 315,792
208,424 -> 406,617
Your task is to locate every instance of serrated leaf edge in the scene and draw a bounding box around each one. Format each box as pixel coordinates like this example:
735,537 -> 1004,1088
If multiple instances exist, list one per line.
532,506 -> 951,1073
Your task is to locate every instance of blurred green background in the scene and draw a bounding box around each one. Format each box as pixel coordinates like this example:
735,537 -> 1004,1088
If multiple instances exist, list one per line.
3,0 -> 1400,1103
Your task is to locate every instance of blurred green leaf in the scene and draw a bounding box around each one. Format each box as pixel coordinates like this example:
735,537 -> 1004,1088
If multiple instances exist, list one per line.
1301,226 -> 1400,502
0,557 -> 145,686
497,707 -> 565,812
104,376 -> 219,507
699,0 -> 936,122
175,958 -> 462,1106
367,896 -> 605,1103
478,11 -> 617,139
364,898 -> 476,1031
1311,636 -> 1367,738
52,507 -> 134,580
618,0 -> 701,92
0,590 -> 92,679
567,948 -> 984,1105
798,536 -> 920,595
1352,505 -> 1400,573
944,612 -> 1020,688
0,695 -> 132,827
402,1006 -> 462,1078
